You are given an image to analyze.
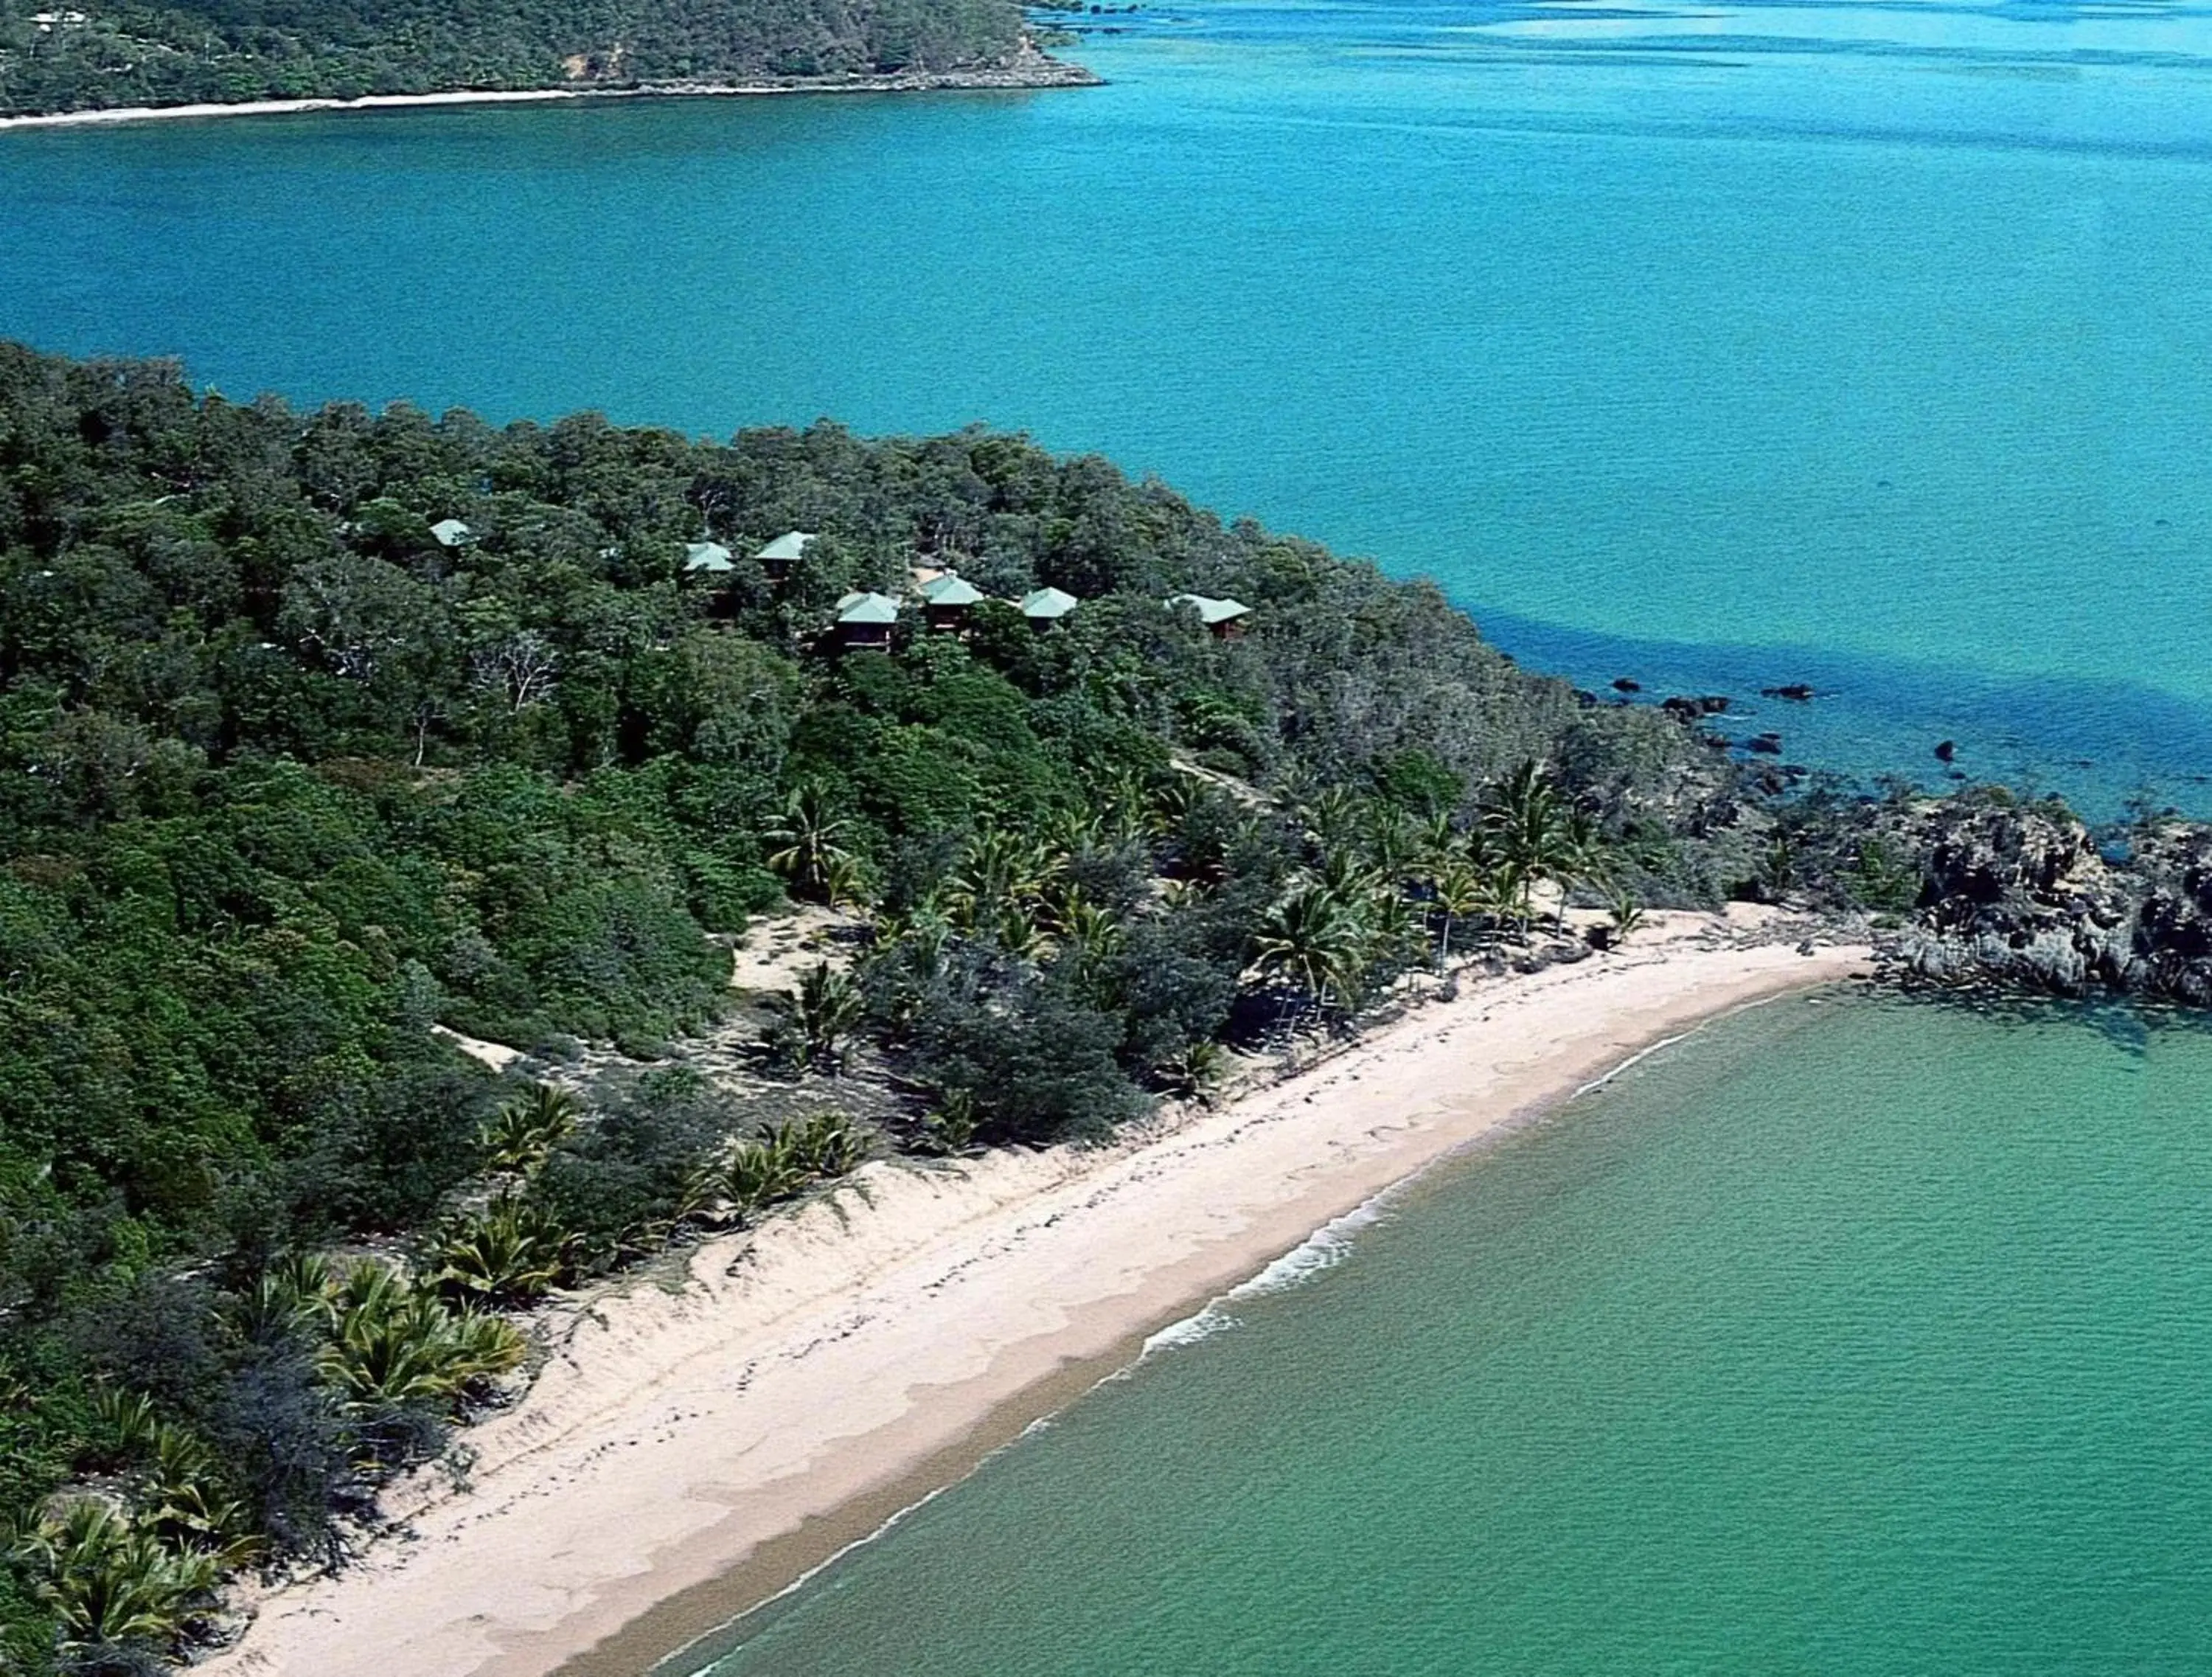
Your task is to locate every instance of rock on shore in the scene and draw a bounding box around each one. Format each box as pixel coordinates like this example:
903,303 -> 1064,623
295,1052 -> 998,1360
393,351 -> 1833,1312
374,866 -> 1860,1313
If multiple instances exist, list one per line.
1884,801 -> 2212,1002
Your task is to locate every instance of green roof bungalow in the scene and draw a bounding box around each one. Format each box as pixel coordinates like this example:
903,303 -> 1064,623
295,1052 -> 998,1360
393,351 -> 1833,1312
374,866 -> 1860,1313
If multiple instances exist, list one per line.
683,541 -> 735,577
1169,593 -> 1253,640
834,590 -> 900,651
920,572 -> 987,631
429,518 -> 474,549
755,531 -> 815,582
1020,587 -> 1079,629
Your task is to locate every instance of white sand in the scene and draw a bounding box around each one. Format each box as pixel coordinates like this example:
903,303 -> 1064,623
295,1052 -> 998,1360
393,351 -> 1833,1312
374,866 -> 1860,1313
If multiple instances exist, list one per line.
0,66 -> 1091,133
201,912 -> 1869,1677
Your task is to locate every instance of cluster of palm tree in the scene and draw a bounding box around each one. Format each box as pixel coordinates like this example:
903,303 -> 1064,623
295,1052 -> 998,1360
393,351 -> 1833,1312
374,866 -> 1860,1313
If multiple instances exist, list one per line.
304,1260 -> 526,1426
432,1085 -> 585,1307
10,1251 -> 526,1672
686,1111 -> 869,1226
4,1386 -> 269,1670
891,825 -> 1135,979
7,1499 -> 226,1671
1248,764 -> 1632,1026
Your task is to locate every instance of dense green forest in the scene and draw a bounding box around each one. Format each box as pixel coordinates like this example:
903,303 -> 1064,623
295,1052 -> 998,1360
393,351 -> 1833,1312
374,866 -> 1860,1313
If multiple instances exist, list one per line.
0,0 -> 1029,118
0,343 -> 1782,1671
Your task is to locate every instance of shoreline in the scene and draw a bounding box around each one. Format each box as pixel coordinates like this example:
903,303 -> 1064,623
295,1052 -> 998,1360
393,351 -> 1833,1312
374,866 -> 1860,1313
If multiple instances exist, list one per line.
198,914 -> 1871,1677
0,57 -> 1101,134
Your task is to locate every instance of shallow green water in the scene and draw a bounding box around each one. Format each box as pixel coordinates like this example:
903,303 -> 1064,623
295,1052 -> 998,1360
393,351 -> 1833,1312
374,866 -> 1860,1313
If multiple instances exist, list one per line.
10,1 -> 2212,805
683,990 -> 2212,1676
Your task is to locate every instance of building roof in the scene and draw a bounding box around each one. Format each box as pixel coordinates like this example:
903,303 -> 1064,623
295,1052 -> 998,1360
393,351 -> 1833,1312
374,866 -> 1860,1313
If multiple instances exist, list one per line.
684,541 -> 735,574
1170,593 -> 1253,626
429,518 -> 473,547
1020,586 -> 1080,619
757,531 -> 816,563
836,591 -> 900,626
921,575 -> 986,608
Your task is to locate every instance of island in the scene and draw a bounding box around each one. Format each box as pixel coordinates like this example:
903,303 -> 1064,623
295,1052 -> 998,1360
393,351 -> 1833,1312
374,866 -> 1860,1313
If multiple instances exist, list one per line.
0,0 -> 1096,123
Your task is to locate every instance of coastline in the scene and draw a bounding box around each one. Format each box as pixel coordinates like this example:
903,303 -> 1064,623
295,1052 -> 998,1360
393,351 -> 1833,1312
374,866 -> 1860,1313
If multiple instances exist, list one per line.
0,55 -> 1100,134
198,912 -> 1871,1677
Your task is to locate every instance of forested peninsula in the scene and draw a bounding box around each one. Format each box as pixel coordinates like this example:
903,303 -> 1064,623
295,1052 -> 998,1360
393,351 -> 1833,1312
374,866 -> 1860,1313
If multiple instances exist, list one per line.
0,344 -> 2204,1673
0,0 -> 1077,120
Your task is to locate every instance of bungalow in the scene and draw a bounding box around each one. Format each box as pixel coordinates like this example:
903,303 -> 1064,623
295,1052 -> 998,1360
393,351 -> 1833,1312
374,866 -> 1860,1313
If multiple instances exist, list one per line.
429,518 -> 474,549
1169,593 -> 1253,640
683,541 -> 735,577
833,591 -> 900,651
755,531 -> 815,582
1020,586 -> 1079,629
919,572 -> 986,631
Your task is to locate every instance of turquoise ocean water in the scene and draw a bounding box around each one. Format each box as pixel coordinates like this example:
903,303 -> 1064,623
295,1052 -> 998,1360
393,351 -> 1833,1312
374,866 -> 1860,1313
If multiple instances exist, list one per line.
7,0 -> 2212,808
8,10 -> 2212,1666
678,990 -> 2212,1676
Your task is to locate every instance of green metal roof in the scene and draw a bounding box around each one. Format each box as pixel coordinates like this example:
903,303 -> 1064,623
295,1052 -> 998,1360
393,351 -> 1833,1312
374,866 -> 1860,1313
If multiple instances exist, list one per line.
757,531 -> 815,563
1170,593 -> 1253,626
836,591 -> 900,625
429,518 -> 473,547
1020,586 -> 1080,619
684,541 -> 734,573
922,575 -> 986,608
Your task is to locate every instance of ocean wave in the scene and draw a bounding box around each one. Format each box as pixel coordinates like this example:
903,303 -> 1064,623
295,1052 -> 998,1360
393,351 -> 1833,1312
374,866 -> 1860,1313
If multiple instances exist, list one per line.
1140,1197 -> 1393,1359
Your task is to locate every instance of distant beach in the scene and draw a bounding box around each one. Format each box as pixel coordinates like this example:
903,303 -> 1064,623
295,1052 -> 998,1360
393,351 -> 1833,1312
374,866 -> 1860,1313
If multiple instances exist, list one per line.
0,55 -> 1099,133
195,910 -> 1868,1677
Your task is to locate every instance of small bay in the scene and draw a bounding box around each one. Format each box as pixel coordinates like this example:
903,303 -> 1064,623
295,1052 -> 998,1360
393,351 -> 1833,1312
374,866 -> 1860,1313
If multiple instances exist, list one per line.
680,990 -> 2212,1676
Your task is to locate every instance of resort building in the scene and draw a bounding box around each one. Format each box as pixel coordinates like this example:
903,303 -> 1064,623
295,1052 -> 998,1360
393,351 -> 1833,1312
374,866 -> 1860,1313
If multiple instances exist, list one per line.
1020,586 -> 1080,628
429,518 -> 474,549
683,541 -> 735,576
919,572 -> 987,631
756,531 -> 815,581
1169,593 -> 1253,639
833,591 -> 900,651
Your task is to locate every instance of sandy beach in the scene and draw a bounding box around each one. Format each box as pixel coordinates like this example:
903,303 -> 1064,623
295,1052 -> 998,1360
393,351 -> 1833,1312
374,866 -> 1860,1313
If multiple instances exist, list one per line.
0,60 -> 1099,133
198,912 -> 1869,1677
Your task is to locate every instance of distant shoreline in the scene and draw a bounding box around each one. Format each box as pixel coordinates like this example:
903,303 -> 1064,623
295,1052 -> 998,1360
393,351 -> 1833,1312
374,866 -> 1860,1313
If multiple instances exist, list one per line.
193,913 -> 1868,1677
0,54 -> 1101,133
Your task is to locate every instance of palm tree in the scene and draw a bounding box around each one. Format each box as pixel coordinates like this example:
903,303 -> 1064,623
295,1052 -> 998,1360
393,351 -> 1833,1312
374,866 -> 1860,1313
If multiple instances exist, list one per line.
1360,803 -> 1423,887
765,784 -> 856,903
434,1193 -> 572,1306
1432,858 -> 1489,968
1554,808 -> 1615,931
1482,762 -> 1571,920
793,961 -> 863,1070
1248,879 -> 1366,1024
942,828 -> 1048,931
479,1083 -> 579,1176
1297,785 -> 1366,855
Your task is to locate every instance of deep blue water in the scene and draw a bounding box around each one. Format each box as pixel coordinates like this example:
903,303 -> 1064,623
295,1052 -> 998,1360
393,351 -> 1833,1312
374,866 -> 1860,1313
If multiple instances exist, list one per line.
7,0 -> 2212,810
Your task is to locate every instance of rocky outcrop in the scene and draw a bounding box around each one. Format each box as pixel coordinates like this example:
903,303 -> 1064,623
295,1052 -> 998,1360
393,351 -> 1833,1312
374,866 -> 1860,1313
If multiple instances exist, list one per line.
1882,802 -> 2212,1002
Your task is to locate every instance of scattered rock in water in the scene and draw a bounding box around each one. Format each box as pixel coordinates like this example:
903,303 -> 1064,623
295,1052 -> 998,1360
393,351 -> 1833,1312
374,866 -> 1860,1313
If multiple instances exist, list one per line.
1747,733 -> 1784,755
1780,763 -> 1810,779
1662,693 -> 1732,721
1934,739 -> 1957,763
1611,677 -> 1642,694
1760,683 -> 1815,702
